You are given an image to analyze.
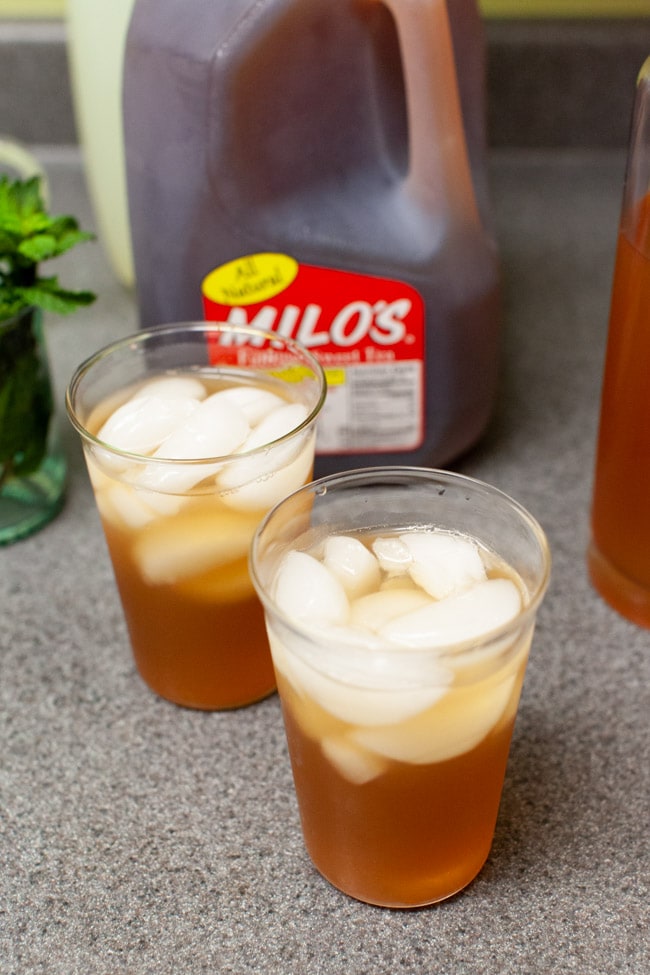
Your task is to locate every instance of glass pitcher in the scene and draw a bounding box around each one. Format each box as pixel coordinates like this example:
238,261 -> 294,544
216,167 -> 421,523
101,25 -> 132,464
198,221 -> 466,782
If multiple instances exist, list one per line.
588,57 -> 650,626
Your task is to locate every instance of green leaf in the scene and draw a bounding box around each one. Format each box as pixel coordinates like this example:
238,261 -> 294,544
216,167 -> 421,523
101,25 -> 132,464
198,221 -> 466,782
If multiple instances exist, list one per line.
19,227 -> 94,263
0,177 -> 47,237
0,173 -> 96,321
17,233 -> 59,263
19,278 -> 96,316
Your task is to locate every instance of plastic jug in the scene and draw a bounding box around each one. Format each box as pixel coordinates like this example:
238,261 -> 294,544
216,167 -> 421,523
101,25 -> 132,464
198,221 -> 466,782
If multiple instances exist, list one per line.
123,0 -> 500,474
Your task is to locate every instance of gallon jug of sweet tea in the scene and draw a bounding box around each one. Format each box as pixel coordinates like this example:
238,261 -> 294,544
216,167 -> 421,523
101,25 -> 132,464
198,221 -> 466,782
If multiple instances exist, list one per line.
123,0 -> 500,474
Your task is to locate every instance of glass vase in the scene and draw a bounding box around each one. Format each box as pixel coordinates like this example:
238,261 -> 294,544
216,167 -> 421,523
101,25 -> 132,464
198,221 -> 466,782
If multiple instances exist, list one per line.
0,305 -> 67,544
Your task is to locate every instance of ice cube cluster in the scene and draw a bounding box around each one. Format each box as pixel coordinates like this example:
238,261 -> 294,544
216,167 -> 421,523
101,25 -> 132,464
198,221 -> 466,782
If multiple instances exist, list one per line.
272,531 -> 521,648
89,373 -> 314,521
269,530 -> 527,782
86,373 -> 316,588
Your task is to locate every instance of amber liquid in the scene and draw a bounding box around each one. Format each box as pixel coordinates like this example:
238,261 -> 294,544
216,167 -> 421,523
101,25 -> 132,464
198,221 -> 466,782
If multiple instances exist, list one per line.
278,671 -> 522,907
589,195 -> 650,625
102,512 -> 274,709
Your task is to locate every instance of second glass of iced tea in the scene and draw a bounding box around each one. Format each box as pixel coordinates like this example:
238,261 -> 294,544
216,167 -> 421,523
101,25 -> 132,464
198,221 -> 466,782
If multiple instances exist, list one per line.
66,321 -> 325,709
251,468 -> 550,907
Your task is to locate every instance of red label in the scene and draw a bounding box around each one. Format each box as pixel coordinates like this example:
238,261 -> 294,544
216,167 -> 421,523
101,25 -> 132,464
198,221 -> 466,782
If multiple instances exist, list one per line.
202,254 -> 425,453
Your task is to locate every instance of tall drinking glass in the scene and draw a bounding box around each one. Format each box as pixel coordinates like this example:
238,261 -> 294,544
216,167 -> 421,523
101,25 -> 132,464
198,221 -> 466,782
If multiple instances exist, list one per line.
67,322 -> 325,709
589,57 -> 650,627
251,468 -> 550,907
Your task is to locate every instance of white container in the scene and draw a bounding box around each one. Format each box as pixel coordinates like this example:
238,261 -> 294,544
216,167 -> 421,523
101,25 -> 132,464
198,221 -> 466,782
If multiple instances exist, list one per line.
66,0 -> 135,288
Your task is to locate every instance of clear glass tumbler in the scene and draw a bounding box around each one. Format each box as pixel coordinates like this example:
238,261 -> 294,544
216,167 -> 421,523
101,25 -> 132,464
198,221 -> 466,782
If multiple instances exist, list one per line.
67,321 -> 325,709
251,467 -> 550,907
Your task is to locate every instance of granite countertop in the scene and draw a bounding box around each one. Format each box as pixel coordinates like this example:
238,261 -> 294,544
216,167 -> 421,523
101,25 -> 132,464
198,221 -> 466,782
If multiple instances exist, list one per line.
2,150 -> 649,974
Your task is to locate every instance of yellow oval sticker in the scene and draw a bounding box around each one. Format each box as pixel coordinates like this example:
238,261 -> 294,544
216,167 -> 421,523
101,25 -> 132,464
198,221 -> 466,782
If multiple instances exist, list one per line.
202,253 -> 298,307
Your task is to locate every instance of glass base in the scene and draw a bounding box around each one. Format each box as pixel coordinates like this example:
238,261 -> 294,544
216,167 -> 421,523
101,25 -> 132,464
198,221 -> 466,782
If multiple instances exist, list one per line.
0,451 -> 66,545
587,540 -> 650,629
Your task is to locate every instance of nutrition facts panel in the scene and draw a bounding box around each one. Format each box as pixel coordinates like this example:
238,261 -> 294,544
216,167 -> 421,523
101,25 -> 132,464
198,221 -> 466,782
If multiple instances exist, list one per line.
317,361 -> 423,454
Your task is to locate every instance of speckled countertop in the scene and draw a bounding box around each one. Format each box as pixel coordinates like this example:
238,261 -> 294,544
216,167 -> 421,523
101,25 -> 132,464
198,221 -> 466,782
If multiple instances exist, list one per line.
1,149 -> 649,974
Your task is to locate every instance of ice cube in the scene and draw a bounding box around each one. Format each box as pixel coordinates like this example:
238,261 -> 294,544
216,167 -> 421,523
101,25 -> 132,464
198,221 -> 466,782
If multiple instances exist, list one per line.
244,402 -> 309,448
371,535 -> 412,575
323,535 -> 381,599
352,669 -> 519,765
273,551 -> 350,627
86,448 -> 177,522
216,401 -> 311,502
176,556 -> 252,604
273,657 -> 342,742
321,735 -> 387,785
401,531 -> 487,599
154,393 -> 250,459
136,394 -> 251,495
97,394 -> 200,455
84,454 -> 112,492
85,386 -> 133,437
87,445 -> 140,478
132,505 -> 257,584
266,622 -> 449,727
131,375 -> 207,401
379,578 -> 522,649
349,587 -> 433,632
219,436 -> 314,513
136,459 -> 224,497
213,385 -> 285,426
95,482 -> 158,530
131,485 -> 185,517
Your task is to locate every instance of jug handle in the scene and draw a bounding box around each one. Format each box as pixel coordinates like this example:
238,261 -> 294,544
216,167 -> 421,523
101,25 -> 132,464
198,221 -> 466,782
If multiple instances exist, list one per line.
382,0 -> 478,223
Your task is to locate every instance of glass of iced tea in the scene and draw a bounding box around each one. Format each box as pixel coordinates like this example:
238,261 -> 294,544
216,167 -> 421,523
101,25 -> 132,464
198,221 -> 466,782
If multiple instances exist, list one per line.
66,321 -> 326,709
250,468 -> 550,907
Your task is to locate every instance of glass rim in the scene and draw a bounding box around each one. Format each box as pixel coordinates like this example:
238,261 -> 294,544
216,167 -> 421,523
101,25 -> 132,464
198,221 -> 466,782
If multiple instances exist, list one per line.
250,465 -> 552,659
65,320 -> 327,466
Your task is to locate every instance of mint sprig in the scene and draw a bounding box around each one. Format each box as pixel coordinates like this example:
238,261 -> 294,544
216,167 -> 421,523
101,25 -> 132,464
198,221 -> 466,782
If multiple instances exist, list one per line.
0,174 -> 96,320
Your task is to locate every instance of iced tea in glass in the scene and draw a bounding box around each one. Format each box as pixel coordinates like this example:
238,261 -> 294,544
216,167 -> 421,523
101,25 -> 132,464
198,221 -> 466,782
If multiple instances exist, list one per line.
67,322 -> 325,709
251,468 -> 550,907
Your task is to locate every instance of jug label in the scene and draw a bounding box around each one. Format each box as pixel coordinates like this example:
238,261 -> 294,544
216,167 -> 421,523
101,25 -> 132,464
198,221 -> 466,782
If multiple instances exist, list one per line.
202,253 -> 425,454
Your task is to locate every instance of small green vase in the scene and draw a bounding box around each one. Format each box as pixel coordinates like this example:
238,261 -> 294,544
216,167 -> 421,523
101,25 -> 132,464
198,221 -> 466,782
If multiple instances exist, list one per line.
0,306 -> 66,544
